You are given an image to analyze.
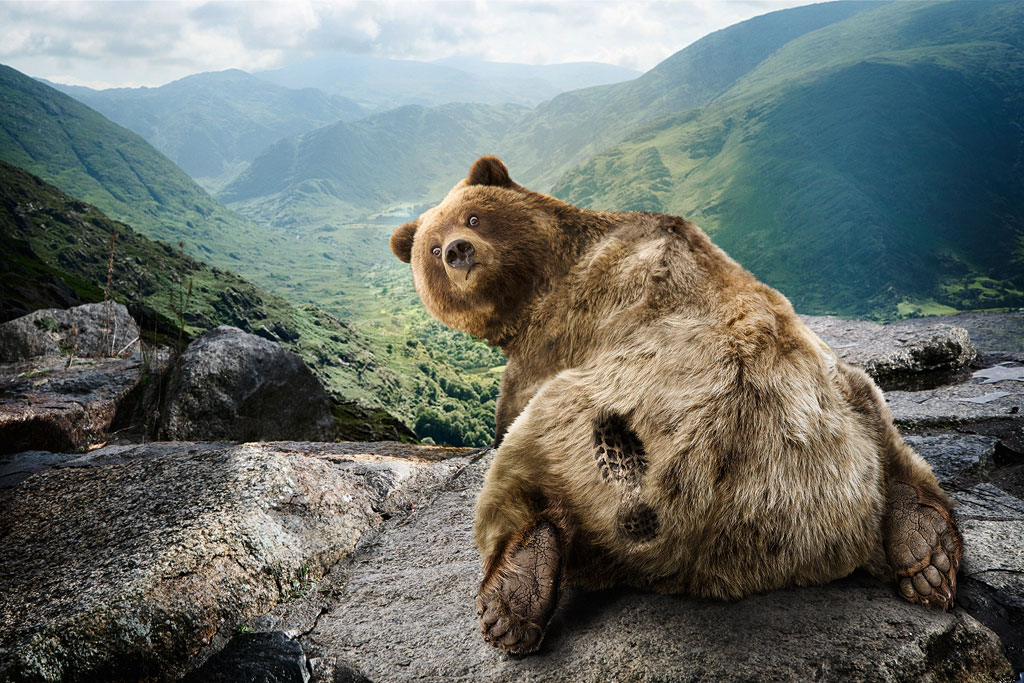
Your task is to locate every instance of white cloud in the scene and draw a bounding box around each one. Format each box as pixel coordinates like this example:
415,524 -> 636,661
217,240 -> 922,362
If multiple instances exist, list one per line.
0,0 -> 819,88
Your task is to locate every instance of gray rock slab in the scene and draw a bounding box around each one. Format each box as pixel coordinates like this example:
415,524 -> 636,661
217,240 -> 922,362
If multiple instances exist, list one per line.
0,441 -> 470,682
905,434 -> 999,484
960,519 -> 1024,604
0,355 -> 145,453
948,481 -> 1024,670
802,315 -> 976,384
160,326 -> 334,442
887,381 -> 1023,428
277,454 -> 1012,683
953,484 -> 1024,522
0,302 -> 140,362
957,518 -> 1024,672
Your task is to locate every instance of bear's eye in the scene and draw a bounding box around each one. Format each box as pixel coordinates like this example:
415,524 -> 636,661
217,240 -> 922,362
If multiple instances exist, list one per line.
431,246 -> 442,258
468,215 -> 479,227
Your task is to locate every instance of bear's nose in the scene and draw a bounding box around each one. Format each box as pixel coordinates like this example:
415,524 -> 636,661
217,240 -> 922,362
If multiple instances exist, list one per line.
445,238 -> 476,269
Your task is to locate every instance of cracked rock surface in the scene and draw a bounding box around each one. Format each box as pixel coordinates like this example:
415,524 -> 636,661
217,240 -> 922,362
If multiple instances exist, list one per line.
0,441 -> 468,682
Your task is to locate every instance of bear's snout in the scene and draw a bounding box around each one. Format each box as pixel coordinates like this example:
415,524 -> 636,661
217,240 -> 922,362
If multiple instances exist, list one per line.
445,238 -> 476,270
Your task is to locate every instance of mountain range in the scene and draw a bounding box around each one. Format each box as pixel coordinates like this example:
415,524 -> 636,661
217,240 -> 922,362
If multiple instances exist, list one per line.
48,70 -> 365,191
219,102 -> 528,227
2,0 -> 1023,443
44,55 -> 639,193
0,64 -> 285,273
216,1 -> 878,224
214,0 -> 1024,318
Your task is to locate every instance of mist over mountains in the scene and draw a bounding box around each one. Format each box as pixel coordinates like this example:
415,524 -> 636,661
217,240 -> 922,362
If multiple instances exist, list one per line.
42,54 -> 640,193
2,0 -> 1022,442
47,70 -> 365,191
255,53 -> 642,110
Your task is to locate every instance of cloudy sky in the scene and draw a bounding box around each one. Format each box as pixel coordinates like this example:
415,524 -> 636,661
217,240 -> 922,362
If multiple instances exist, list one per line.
1,1 -> 819,89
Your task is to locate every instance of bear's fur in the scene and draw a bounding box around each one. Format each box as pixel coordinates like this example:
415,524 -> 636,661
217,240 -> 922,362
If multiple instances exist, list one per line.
391,155 -> 963,655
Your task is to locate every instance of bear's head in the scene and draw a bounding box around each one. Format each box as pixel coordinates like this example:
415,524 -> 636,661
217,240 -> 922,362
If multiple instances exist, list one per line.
390,155 -> 564,344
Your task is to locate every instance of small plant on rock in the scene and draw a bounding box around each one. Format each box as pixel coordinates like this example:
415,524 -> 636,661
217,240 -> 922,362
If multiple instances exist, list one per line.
33,316 -> 57,333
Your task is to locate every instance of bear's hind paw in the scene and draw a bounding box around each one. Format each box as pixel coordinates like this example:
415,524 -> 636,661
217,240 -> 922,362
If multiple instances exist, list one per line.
476,520 -> 562,655
886,481 -> 963,611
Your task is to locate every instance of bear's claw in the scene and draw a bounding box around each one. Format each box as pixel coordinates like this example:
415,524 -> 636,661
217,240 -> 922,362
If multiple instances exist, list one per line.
476,520 -> 562,655
885,481 -> 963,610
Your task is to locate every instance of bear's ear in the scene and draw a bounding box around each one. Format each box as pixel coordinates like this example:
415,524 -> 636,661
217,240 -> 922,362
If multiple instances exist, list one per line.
390,221 -> 418,263
467,155 -> 513,188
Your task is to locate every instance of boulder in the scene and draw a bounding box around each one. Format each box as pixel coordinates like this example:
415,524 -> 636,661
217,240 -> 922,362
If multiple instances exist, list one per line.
892,311 -> 1024,364
0,302 -> 140,362
802,315 -> 976,386
160,326 -> 334,442
0,355 -> 149,454
0,441 -> 469,682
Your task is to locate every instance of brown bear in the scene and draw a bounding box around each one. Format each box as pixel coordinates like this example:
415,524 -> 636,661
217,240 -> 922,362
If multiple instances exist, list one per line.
390,155 -> 963,655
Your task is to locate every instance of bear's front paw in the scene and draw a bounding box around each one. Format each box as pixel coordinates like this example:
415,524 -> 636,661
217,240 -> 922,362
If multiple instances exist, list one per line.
476,520 -> 562,655
885,481 -> 963,610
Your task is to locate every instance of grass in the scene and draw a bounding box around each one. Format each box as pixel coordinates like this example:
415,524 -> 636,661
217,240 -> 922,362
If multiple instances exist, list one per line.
18,368 -> 55,379
896,300 -> 960,318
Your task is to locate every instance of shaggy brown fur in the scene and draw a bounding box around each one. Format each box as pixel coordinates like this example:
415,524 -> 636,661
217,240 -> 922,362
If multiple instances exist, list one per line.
391,155 -> 963,655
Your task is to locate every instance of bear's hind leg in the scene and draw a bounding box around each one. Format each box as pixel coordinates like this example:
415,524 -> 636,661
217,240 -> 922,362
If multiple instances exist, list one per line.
884,478 -> 963,610
476,517 -> 563,655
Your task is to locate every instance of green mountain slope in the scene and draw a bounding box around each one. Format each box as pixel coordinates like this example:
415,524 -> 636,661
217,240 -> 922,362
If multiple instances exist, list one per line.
0,158 -> 414,438
48,70 -> 365,192
501,0 -> 876,190
552,0 -> 1024,318
0,63 -> 282,268
219,102 -> 528,225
